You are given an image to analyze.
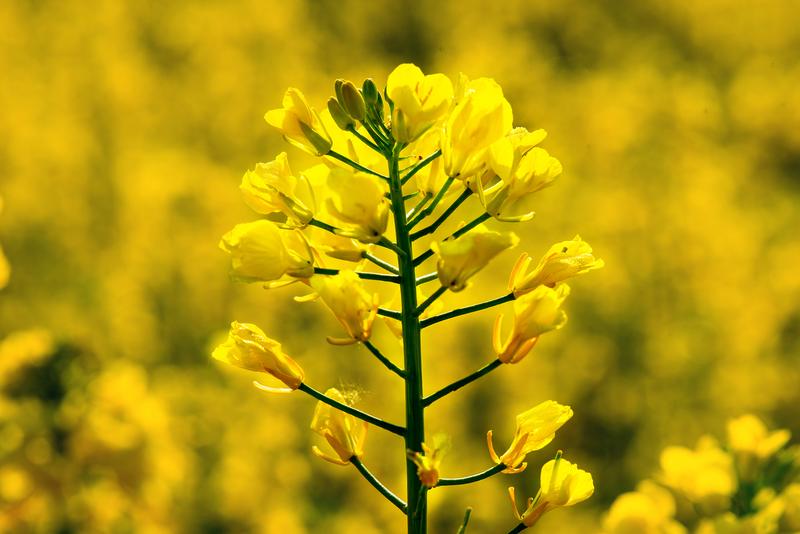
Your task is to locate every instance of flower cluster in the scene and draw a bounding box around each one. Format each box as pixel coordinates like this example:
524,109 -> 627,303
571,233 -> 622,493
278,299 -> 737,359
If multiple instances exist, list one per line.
603,414 -> 799,534
211,63 -> 604,533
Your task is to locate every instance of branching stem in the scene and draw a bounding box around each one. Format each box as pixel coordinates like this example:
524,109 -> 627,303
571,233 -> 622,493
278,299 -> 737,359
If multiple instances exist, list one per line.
420,294 -> 515,329
423,359 -> 503,407
298,383 -> 405,436
351,457 -> 408,513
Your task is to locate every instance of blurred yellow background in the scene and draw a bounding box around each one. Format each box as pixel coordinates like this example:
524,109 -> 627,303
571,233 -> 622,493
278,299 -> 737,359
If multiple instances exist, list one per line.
1,0 -> 799,532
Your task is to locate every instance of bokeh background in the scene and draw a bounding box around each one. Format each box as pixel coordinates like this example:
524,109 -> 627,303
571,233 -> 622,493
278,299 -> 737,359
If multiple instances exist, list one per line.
2,0 -> 799,532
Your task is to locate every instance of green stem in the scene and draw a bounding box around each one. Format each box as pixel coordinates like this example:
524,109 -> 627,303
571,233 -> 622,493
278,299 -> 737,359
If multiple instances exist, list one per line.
423,359 -> 503,407
313,267 -> 400,283
363,341 -> 405,378
436,463 -> 506,487
308,218 -> 338,234
415,286 -> 446,316
413,212 -> 491,266
407,176 -> 455,229
420,294 -> 515,329
298,383 -> 405,436
387,143 -> 428,533
415,272 -> 439,286
507,523 -> 527,534
363,253 -> 400,274
348,126 -> 383,152
406,194 -> 433,220
327,150 -> 388,180
351,457 -> 408,513
401,149 -> 441,186
456,508 -> 473,534
410,189 -> 472,241
377,307 -> 402,320
377,236 -> 407,257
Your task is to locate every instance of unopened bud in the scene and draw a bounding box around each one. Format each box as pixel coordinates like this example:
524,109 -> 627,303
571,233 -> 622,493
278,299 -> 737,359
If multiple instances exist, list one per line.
341,81 -> 366,121
328,97 -> 355,130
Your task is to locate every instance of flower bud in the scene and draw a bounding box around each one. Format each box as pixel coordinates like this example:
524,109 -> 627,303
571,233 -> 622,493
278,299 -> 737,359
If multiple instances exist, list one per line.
311,388 -> 368,465
340,81 -> 366,121
327,97 -> 355,130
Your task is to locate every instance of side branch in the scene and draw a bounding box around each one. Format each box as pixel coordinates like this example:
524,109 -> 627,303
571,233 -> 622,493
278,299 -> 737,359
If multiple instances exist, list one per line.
415,286 -> 447,316
377,307 -> 402,320
401,149 -> 441,186
298,383 -> 406,436
313,267 -> 400,284
363,253 -> 400,275
436,463 -> 506,487
407,176 -> 455,229
420,293 -> 515,329
423,358 -> 503,407
327,150 -> 389,180
363,340 -> 405,378
415,272 -> 438,286
351,457 -> 408,513
410,189 -> 472,241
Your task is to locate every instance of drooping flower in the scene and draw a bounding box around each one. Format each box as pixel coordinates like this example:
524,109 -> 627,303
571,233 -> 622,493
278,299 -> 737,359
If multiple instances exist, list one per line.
493,284 -> 570,364
509,453 -> 594,527
431,226 -> 519,291
212,321 -> 304,390
509,236 -> 604,296
487,401 -> 573,473
265,88 -> 332,156
387,63 -> 454,143
303,271 -> 379,345
240,152 -> 315,227
441,75 -> 513,180
408,434 -> 451,488
219,220 -> 314,284
325,167 -> 390,244
310,388 -> 368,465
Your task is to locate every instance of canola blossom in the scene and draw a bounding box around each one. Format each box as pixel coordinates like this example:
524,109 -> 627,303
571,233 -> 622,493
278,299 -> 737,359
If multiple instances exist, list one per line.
213,64 -> 603,533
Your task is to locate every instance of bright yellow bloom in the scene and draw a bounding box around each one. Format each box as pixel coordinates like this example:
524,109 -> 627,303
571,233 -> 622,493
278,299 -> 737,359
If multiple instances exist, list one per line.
310,388 -> 368,465
659,436 -> 737,515
305,271 -> 379,345
603,480 -> 687,534
442,75 -> 513,180
431,227 -> 519,291
387,63 -> 453,143
219,220 -> 314,284
408,434 -> 450,488
0,196 -> 7,290
493,284 -> 570,364
510,236 -> 604,296
482,128 -> 561,222
325,167 -> 390,244
265,87 -> 332,156
487,401 -> 573,473
212,321 -> 304,390
240,152 -> 315,227
509,454 -> 594,527
727,414 -> 790,481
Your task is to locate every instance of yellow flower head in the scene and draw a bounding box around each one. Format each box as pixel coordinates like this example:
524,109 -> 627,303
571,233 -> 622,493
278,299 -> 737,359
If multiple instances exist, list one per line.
212,321 -> 304,390
408,434 -> 450,488
494,284 -> 570,364
265,87 -> 332,156
240,152 -> 315,227
219,220 -> 314,284
442,75 -> 513,180
603,480 -> 685,534
387,63 -> 454,143
325,167 -> 390,244
487,401 -> 573,473
310,388 -> 368,465
727,414 -> 790,460
306,271 -> 379,345
659,436 -> 737,514
510,236 -> 604,296
431,226 -> 519,292
482,128 -> 561,222
509,453 -> 594,527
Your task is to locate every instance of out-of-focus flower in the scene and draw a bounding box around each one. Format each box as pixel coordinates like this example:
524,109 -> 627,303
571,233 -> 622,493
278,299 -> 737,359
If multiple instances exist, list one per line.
659,436 -> 737,515
493,284 -> 570,364
778,483 -> 800,532
0,328 -> 54,386
431,226 -> 518,291
487,401 -> 573,473
310,388 -> 368,465
508,454 -> 594,527
408,434 -> 450,488
387,63 -> 453,143
219,220 -> 314,284
509,236 -> 604,296
303,271 -> 379,345
0,195 -> 8,289
324,168 -> 390,244
265,88 -> 332,156
727,414 -> 791,482
212,321 -> 304,390
603,480 -> 687,534
442,75 -> 513,180
240,152 -> 315,227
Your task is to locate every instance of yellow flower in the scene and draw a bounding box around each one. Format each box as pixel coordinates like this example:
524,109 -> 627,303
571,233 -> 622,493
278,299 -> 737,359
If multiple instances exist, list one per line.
493,284 -> 570,364
0,196 -> 8,289
727,414 -> 790,481
509,453 -> 594,527
442,75 -> 513,180
219,220 -> 314,284
487,401 -> 573,473
211,321 -> 304,390
659,436 -> 737,515
240,152 -> 315,227
310,388 -> 368,465
387,63 -> 453,143
482,128 -> 561,222
325,167 -> 390,244
265,87 -> 332,156
779,483 -> 800,532
510,236 -> 604,296
408,434 -> 450,488
603,480 -> 686,534
407,129 -> 449,195
305,271 -> 379,345
431,226 -> 519,292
